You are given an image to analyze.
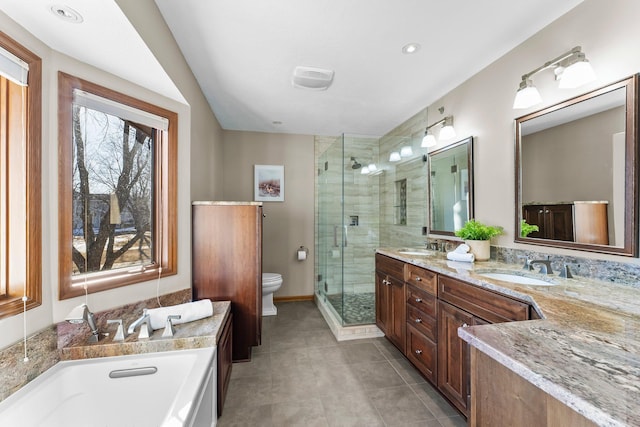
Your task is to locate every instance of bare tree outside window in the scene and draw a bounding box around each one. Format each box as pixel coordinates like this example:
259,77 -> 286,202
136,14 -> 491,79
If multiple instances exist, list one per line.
72,104 -> 154,275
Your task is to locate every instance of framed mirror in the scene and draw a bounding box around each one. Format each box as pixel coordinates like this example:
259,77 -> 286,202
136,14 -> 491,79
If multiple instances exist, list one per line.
428,136 -> 474,235
515,75 -> 638,256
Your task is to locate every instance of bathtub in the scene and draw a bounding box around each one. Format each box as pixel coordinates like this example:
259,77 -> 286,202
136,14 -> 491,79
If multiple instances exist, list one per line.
0,347 -> 217,427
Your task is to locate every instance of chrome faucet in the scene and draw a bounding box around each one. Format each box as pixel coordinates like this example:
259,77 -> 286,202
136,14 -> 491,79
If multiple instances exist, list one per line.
65,303 -> 100,343
530,259 -> 554,275
127,309 -> 153,339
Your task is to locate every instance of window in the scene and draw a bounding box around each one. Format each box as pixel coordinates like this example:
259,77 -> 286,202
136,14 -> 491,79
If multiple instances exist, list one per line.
0,33 -> 42,319
58,72 -> 177,300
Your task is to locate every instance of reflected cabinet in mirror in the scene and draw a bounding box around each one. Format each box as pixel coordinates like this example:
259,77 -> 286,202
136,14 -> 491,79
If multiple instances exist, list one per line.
429,137 -> 474,235
515,75 -> 639,256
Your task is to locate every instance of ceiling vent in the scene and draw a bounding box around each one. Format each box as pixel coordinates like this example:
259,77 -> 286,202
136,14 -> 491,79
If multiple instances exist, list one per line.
292,66 -> 334,91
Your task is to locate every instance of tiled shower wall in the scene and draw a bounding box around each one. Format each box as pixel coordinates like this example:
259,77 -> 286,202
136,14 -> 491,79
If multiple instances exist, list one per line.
379,107 -> 430,248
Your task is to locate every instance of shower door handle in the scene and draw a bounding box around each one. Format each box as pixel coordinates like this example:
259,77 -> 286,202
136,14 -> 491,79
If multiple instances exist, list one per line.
333,225 -> 348,247
343,225 -> 348,247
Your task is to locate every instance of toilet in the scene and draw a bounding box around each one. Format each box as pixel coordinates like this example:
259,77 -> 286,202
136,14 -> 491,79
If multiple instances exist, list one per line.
262,273 -> 283,316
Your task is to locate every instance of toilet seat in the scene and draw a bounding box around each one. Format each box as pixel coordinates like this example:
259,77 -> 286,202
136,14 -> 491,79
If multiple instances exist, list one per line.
262,273 -> 282,285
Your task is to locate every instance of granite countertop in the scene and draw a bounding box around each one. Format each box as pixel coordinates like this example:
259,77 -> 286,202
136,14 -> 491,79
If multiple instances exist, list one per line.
60,300 -> 231,360
377,248 -> 640,427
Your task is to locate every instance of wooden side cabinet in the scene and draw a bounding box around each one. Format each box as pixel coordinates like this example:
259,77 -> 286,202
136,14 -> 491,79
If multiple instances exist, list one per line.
217,313 -> 232,417
192,202 -> 262,362
523,203 -> 574,241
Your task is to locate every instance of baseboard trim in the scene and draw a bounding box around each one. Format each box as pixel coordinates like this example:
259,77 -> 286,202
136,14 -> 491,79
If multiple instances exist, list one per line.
274,295 -> 314,303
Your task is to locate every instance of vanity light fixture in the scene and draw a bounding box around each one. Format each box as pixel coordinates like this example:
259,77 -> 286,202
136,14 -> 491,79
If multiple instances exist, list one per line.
513,46 -> 596,109
360,166 -> 370,174
367,163 -> 377,172
400,146 -> 413,158
389,151 -> 401,162
421,115 -> 456,147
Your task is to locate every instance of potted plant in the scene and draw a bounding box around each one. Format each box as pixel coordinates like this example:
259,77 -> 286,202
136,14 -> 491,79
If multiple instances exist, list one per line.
520,219 -> 539,237
454,219 -> 503,261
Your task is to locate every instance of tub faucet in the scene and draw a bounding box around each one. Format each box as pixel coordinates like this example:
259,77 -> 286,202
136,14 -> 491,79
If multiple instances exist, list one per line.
127,309 -> 153,339
65,303 -> 100,343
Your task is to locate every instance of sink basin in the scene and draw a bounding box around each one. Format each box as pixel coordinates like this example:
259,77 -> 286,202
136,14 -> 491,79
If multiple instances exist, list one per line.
478,272 -> 557,286
398,249 -> 433,256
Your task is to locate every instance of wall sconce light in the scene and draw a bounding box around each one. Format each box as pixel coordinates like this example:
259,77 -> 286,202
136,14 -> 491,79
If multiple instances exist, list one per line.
421,115 -> 456,147
513,46 -> 596,109
389,151 -> 401,162
400,146 -> 413,157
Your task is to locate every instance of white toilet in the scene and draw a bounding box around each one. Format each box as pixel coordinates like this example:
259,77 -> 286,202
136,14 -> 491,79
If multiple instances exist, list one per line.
262,273 -> 283,316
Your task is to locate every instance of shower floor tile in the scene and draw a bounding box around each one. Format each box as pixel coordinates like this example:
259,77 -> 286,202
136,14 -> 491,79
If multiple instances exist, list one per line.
326,292 -> 376,325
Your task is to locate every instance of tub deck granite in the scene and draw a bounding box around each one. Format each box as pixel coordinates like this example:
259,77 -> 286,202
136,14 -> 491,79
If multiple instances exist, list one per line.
60,300 -> 231,360
377,248 -> 640,427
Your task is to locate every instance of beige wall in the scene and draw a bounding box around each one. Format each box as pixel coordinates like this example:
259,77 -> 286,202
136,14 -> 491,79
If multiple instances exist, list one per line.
221,131 -> 315,298
421,0 -> 640,263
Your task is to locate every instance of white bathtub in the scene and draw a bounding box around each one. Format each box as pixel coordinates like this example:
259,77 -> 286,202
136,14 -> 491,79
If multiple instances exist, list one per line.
0,347 -> 217,427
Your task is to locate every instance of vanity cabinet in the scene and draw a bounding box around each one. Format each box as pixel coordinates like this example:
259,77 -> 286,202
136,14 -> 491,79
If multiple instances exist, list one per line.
522,203 -> 574,241
437,275 -> 529,416
404,264 -> 438,384
217,312 -> 232,417
192,202 -> 262,362
375,254 -> 533,418
375,254 -> 406,353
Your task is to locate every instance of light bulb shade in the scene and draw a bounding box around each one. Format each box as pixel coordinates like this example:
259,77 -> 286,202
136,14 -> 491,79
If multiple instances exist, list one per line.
400,146 -> 413,157
389,151 -> 401,162
360,166 -> 370,174
439,125 -> 456,141
513,79 -> 542,109
421,132 -> 437,147
558,60 -> 596,89
367,163 -> 377,172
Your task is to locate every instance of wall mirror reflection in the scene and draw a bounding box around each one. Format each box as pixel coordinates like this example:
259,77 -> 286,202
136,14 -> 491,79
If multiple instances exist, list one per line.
515,75 -> 638,256
428,137 -> 474,235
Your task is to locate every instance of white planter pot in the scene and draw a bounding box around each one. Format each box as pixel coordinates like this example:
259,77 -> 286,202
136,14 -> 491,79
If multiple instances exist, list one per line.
465,239 -> 491,261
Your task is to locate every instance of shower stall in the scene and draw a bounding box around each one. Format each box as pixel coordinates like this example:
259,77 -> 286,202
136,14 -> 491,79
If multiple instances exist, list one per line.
315,134 -> 381,331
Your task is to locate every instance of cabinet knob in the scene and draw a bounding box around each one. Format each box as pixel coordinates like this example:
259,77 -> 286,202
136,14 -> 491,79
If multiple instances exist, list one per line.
545,210 -> 550,214
538,209 -> 544,214
415,276 -> 421,281
415,298 -> 422,303
462,323 -> 469,328
415,349 -> 423,355
415,318 -> 422,323
382,279 -> 389,286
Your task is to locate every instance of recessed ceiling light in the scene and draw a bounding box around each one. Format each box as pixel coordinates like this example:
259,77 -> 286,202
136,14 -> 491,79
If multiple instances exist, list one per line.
272,121 -> 282,125
50,5 -> 84,23
402,43 -> 421,54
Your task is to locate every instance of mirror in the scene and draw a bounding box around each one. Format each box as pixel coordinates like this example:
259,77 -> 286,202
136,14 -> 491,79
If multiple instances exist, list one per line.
515,75 -> 638,256
428,137 -> 474,235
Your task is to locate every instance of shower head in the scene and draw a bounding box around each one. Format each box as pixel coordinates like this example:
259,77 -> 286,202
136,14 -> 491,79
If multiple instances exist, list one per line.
350,157 -> 362,169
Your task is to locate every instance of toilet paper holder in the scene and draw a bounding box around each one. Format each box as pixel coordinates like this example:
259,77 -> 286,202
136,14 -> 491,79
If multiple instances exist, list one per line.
297,246 -> 309,261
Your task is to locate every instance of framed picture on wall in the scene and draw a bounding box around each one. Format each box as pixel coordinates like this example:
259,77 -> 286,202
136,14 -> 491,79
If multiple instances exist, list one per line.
254,165 -> 285,202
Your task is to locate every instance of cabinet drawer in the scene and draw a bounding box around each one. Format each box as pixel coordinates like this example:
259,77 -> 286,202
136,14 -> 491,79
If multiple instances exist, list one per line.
406,284 -> 437,319
376,254 -> 405,281
405,264 -> 437,295
439,275 -> 529,323
407,305 -> 437,341
406,325 -> 437,384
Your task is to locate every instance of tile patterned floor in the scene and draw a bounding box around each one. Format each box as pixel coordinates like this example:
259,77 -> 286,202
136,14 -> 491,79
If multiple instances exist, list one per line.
326,292 -> 376,325
218,301 -> 467,427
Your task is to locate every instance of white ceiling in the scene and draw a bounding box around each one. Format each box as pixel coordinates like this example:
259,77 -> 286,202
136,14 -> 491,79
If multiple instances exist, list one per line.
1,0 -> 584,137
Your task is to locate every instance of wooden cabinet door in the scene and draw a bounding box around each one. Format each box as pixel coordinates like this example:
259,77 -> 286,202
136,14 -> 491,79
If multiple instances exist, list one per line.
389,276 -> 406,353
217,313 -> 233,417
522,205 -> 545,238
375,270 -> 391,335
547,204 -> 574,241
438,300 -> 474,416
375,270 -> 405,353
